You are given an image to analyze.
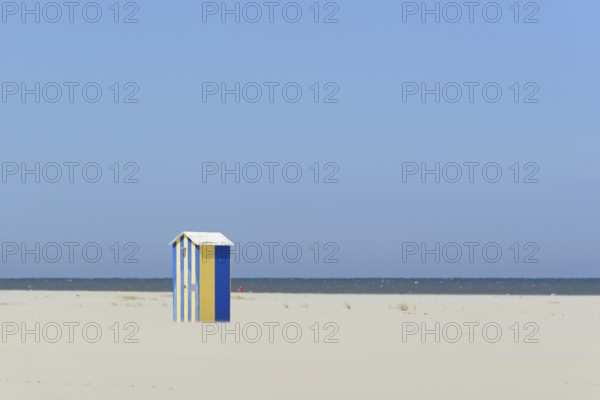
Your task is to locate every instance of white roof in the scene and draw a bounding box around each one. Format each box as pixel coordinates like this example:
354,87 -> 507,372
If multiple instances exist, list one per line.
169,232 -> 234,247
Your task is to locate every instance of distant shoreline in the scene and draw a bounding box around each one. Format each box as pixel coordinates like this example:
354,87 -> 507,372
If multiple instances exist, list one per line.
1,278 -> 599,295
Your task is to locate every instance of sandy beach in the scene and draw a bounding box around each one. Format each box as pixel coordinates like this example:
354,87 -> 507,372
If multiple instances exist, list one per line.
0,291 -> 599,399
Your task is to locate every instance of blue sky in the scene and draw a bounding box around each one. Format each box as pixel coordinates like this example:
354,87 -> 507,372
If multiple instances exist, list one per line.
0,1 -> 598,278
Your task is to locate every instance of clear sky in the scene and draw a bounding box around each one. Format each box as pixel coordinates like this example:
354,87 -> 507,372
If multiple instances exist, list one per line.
0,1 -> 598,278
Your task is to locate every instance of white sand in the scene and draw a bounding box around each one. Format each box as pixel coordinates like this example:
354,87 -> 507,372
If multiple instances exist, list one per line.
0,291 -> 599,399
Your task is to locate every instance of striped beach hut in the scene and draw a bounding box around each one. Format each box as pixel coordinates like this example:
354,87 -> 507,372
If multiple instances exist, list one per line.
169,232 -> 234,322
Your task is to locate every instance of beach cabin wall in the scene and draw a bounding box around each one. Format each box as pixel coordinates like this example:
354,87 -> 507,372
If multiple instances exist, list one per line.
170,232 -> 233,322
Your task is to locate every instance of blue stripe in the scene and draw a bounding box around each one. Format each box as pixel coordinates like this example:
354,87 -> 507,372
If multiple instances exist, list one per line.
214,246 -> 231,322
172,243 -> 176,321
180,236 -> 184,322
187,237 -> 192,322
195,244 -> 200,322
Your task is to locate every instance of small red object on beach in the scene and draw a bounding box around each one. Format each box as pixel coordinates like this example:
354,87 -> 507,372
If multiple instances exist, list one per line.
237,285 -> 244,293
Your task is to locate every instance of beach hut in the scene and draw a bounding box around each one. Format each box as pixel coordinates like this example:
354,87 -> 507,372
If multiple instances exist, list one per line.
169,232 -> 234,322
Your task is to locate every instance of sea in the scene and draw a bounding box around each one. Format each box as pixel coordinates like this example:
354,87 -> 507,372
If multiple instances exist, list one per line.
0,278 -> 599,295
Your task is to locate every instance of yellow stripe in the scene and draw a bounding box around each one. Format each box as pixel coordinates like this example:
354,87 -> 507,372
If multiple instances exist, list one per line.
200,245 -> 215,322
175,237 -> 181,322
191,243 -> 196,322
184,238 -> 189,321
